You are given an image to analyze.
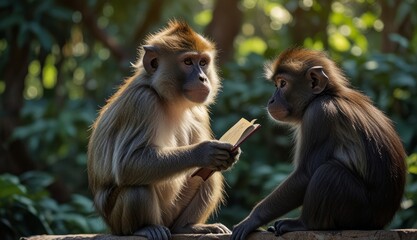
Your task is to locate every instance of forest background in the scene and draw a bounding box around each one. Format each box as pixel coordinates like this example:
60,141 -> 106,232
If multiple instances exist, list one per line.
1,0 -> 417,239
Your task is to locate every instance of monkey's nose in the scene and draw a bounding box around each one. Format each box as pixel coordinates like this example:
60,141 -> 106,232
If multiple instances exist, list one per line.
199,76 -> 207,82
269,98 -> 275,104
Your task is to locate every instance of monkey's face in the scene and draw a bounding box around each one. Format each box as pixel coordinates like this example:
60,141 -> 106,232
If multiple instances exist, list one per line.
177,51 -> 212,104
266,64 -> 329,123
267,73 -> 294,122
142,45 -> 218,105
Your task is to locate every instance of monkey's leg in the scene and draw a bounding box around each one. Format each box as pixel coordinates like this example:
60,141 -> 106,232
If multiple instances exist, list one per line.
107,186 -> 170,239
171,172 -> 230,234
272,161 -> 370,236
300,161 -> 370,231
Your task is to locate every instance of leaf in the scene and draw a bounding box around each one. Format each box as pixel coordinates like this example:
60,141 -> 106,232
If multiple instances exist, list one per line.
194,9 -> 212,26
54,213 -> 90,231
46,6 -> 74,21
0,174 -> 27,199
20,171 -> 54,191
70,194 -> 94,213
329,32 -> 350,52
0,15 -> 24,30
391,72 -> 416,88
237,37 -> 267,56
28,22 -> 54,50
39,198 -> 59,212
389,33 -> 409,49
9,204 -> 52,235
395,2 -> 411,27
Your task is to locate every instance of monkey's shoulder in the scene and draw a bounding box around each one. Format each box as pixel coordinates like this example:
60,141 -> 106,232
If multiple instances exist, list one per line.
303,96 -> 339,122
118,83 -> 166,115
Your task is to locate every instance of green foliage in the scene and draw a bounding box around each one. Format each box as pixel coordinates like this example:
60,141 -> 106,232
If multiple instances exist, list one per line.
0,172 -> 105,239
13,100 -> 96,165
0,0 -> 72,50
1,0 -> 417,236
397,154 -> 417,228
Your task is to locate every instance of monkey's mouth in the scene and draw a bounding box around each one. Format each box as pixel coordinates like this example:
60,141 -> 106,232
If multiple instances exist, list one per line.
184,88 -> 210,103
267,108 -> 289,121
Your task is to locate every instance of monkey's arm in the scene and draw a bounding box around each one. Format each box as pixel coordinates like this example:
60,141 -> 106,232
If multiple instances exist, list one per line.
96,85 -> 237,186
251,170 -> 307,223
231,170 -> 309,239
113,141 -> 236,186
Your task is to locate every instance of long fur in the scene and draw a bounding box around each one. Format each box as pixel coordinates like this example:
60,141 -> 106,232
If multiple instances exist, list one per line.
87,20 -> 226,235
272,48 -> 407,229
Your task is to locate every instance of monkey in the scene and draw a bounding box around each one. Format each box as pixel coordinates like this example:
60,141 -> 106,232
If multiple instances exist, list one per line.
231,48 -> 407,239
87,20 -> 240,240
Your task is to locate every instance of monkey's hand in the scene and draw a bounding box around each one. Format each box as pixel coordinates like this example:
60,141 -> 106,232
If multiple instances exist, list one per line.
134,225 -> 171,240
231,215 -> 263,240
195,140 -> 240,171
268,219 -> 306,236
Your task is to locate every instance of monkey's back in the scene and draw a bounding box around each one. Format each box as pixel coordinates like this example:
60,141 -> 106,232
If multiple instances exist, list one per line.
311,88 -> 406,225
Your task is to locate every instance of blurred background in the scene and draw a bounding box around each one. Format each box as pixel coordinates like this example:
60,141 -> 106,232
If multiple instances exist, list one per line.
1,0 -> 417,238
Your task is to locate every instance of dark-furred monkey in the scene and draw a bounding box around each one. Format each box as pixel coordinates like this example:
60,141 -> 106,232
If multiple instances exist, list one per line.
232,48 -> 406,239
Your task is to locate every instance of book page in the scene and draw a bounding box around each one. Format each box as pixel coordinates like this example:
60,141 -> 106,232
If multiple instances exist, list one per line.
231,119 -> 260,151
219,118 -> 255,145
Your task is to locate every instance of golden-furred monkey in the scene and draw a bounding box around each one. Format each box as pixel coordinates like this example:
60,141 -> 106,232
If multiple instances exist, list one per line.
88,20 -> 240,240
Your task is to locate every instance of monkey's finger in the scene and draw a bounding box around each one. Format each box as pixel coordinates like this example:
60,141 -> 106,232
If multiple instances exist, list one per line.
230,147 -> 241,156
230,227 -> 245,240
226,155 -> 239,164
149,229 -> 157,240
215,150 -> 232,160
162,226 -> 171,240
273,220 -> 287,236
219,224 -> 231,233
216,159 -> 231,169
148,227 -> 160,240
216,162 -> 230,171
215,141 -> 235,151
164,227 -> 172,240
154,226 -> 170,240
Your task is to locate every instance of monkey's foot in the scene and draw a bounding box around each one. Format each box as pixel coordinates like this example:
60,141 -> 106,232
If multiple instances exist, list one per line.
172,223 -> 231,234
267,219 -> 307,236
134,224 -> 171,240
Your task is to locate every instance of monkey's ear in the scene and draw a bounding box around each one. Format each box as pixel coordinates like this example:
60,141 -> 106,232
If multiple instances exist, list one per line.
306,66 -> 329,94
143,45 -> 159,74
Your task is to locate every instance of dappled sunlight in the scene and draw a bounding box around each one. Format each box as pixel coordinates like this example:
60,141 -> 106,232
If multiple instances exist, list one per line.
1,0 -> 417,238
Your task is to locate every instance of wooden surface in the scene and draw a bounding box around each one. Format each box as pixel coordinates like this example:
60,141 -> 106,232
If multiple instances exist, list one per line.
23,229 -> 417,240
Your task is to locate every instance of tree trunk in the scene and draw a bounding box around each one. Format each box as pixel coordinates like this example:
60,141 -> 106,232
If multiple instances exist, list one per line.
205,0 -> 242,64
380,0 -> 413,53
0,29 -> 34,174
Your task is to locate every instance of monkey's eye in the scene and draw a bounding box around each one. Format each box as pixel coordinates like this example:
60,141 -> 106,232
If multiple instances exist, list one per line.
280,80 -> 287,88
199,59 -> 207,66
150,59 -> 158,69
184,58 -> 193,65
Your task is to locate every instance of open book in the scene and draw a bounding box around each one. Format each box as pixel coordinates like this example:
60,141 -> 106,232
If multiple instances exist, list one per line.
191,118 -> 261,181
